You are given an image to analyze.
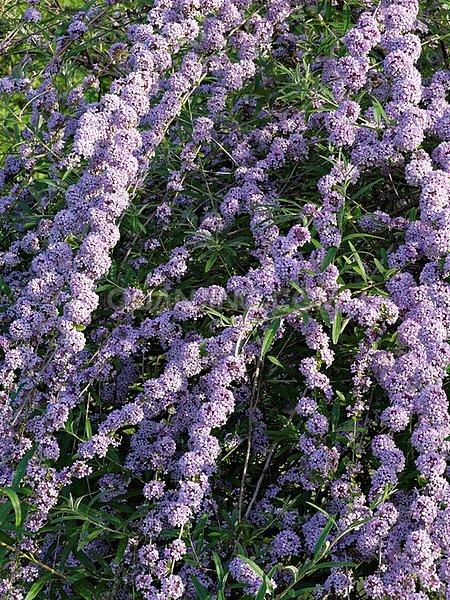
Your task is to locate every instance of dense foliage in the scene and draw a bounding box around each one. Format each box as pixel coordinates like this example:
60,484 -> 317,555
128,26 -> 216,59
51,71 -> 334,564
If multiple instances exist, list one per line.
1,0 -> 450,598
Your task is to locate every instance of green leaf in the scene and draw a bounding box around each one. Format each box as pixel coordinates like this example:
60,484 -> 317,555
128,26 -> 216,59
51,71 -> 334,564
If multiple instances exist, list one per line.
12,449 -> 34,490
212,551 -> 228,599
0,487 -> 21,527
0,530 -> 15,545
371,98 -> 389,126
256,563 -> 277,598
115,538 -> 128,563
237,555 -> 266,580
203,306 -> 232,326
320,246 -> 338,272
305,501 -> 333,522
261,318 -> 281,357
212,551 -> 224,580
237,556 -> 274,594
289,281 -> 304,296
0,275 -> 12,299
348,241 -> 368,284
267,355 -> 284,369
72,578 -> 94,600
281,586 -> 317,598
318,305 -> 331,328
67,570 -> 90,584
25,575 -> 52,600
331,310 -> 342,345
77,528 -> 103,551
373,258 -> 386,274
205,253 -> 218,273
314,517 -> 335,558
256,580 -> 268,600
331,397 -> 341,432
190,575 -> 211,600
84,417 -> 92,440
343,233 -> 384,242
309,560 -> 358,574
0,502 -> 11,528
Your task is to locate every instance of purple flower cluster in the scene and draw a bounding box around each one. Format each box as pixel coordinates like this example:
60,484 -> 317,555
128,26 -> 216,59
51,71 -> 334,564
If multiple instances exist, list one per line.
2,0 -> 450,597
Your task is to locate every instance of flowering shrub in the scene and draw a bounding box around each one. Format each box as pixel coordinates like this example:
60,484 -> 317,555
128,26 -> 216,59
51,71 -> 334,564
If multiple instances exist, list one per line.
0,0 -> 450,598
